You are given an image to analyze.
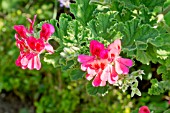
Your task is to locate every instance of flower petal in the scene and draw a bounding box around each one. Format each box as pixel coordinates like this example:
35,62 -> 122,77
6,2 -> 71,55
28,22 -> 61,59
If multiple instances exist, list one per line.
115,60 -> 129,74
139,106 -> 150,113
100,49 -> 108,59
21,56 -> 28,66
100,65 -> 110,81
45,43 -> 54,54
40,23 -> 55,41
92,72 -> 102,87
108,39 -> 121,52
86,74 -> 94,81
87,67 -> 96,75
115,60 -> 123,74
27,57 -> 34,70
27,15 -> 37,33
118,57 -> 133,67
108,39 -> 121,57
100,81 -> 106,86
13,25 -> 28,39
34,55 -> 41,70
78,55 -> 95,63
108,66 -> 118,84
90,40 -> 104,57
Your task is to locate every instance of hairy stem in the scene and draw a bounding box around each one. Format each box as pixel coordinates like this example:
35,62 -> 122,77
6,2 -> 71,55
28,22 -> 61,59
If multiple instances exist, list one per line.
53,0 -> 58,19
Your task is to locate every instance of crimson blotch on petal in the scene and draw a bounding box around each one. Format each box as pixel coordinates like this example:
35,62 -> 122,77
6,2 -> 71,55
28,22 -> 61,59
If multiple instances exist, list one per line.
78,39 -> 133,87
14,15 -> 55,70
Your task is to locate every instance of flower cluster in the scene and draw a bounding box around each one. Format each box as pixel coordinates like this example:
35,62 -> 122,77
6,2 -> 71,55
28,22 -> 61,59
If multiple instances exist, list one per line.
139,106 -> 150,113
78,39 -> 133,87
14,15 -> 55,70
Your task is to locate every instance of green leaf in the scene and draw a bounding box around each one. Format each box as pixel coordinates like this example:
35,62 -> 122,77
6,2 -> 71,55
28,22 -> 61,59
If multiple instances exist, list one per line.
88,11 -> 118,40
146,44 -> 158,63
135,88 -> 141,96
165,12 -> 170,26
135,41 -> 148,50
157,65 -> 166,75
109,0 -> 133,22
141,0 -> 166,11
148,79 -> 170,95
61,60 -> 75,71
150,33 -> 170,47
120,0 -> 166,11
134,25 -> 159,43
116,19 -> 140,50
136,50 -> 151,64
44,47 -> 62,68
70,0 -> 97,26
164,109 -> 170,113
86,82 -> 108,96
58,14 -> 72,37
69,68 -> 85,80
52,14 -> 72,44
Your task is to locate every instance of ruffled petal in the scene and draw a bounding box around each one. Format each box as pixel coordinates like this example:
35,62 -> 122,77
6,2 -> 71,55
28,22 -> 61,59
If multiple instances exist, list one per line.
100,65 -> 110,81
100,49 -> 108,59
86,74 -> 94,81
111,66 -> 118,81
13,25 -> 28,39
45,43 -> 54,54
27,57 -> 34,70
108,39 -> 121,57
78,55 -> 95,63
81,64 -> 87,71
27,15 -> 37,33
16,55 -> 22,66
115,60 -> 129,74
92,72 -> 102,87
108,39 -> 121,52
40,23 -> 55,41
117,57 -> 133,67
108,66 -> 118,84
21,56 -> 28,66
115,60 -> 123,74
90,40 -> 104,57
34,55 -> 41,70
87,67 -> 96,75
100,81 -> 106,86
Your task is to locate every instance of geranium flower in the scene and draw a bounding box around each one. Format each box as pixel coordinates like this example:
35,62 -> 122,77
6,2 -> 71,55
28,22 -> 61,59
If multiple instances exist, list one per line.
108,39 -> 133,74
139,106 -> 150,113
58,0 -> 71,8
14,15 -> 55,70
78,39 -> 133,87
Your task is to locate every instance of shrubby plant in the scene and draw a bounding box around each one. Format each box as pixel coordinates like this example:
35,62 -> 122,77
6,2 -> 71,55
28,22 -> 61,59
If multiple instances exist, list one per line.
1,0 -> 170,112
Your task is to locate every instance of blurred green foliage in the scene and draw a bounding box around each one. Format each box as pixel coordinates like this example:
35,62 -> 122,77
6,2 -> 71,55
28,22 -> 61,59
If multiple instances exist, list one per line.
0,0 -> 170,113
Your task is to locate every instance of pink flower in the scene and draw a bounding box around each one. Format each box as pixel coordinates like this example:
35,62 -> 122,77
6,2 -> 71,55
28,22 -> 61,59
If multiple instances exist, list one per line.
78,39 -> 133,87
139,106 -> 150,113
14,15 -> 55,70
108,39 -> 133,74
40,23 -> 55,41
90,40 -> 105,57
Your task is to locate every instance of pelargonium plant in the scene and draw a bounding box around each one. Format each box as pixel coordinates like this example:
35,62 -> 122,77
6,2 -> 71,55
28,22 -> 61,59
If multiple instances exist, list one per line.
14,0 -> 170,112
14,15 -> 54,70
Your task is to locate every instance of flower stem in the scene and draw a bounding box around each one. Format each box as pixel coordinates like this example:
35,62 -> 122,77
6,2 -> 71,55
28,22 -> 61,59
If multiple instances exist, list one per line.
162,5 -> 170,15
53,0 -> 58,19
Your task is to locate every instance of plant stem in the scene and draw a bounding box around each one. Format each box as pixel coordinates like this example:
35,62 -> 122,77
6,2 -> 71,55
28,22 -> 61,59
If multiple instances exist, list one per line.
53,0 -> 58,19
162,5 -> 170,15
